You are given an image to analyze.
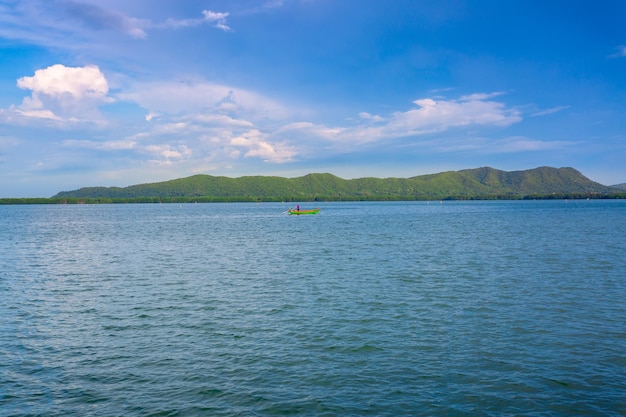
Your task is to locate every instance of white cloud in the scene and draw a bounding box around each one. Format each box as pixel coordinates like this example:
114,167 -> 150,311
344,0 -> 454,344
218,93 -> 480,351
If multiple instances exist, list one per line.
278,122 -> 345,140
16,64 -> 113,122
8,82 -> 527,178
229,129 -> 296,162
459,92 -> 504,101
264,1 -> 285,9
18,64 -> 109,101
382,94 -> 521,136
226,92 -> 529,167
531,106 -> 570,117
150,122 -> 190,135
101,140 -> 136,150
262,93 -> 522,155
15,109 -> 63,121
296,93 -> 522,144
189,114 -> 255,128
63,139 -> 136,150
144,144 -> 192,160
202,11 -> 231,32
359,112 -> 385,122
160,10 -> 231,32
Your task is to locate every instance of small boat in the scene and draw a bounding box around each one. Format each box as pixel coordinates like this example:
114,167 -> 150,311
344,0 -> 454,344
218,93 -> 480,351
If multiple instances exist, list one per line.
288,208 -> 320,215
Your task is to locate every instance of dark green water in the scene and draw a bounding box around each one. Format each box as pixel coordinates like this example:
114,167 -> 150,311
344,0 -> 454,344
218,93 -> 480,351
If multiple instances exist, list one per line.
1,200 -> 625,416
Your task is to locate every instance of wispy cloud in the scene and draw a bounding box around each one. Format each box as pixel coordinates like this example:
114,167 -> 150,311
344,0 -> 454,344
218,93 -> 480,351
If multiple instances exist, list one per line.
118,80 -> 292,121
63,1 -> 234,35
375,93 -> 521,139
61,0 -> 147,38
270,93 -> 522,152
3,62 -> 530,173
609,45 -> 626,58
133,91 -> 523,165
488,136 -> 575,153
531,106 -> 570,117
63,139 -> 137,151
0,1 -> 232,44
264,0 -> 286,9
201,11 -> 231,32
459,92 -> 505,101
159,10 -> 231,32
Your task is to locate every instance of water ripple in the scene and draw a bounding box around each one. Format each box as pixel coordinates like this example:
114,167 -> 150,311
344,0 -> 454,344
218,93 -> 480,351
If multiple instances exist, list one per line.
1,201 -> 625,416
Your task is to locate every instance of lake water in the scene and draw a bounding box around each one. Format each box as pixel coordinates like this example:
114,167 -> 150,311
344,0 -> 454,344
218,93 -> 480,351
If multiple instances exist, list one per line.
1,200 -> 625,416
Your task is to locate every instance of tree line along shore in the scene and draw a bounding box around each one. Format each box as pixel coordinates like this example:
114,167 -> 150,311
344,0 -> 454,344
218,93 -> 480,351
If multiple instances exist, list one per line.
3,167 -> 625,204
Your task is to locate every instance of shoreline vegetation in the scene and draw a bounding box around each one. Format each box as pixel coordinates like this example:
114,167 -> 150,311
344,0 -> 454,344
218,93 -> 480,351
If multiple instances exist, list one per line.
2,167 -> 625,204
1,194 -> 625,205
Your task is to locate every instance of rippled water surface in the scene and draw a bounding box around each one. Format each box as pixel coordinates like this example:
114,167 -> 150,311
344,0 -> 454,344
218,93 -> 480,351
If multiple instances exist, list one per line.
1,200 -> 625,416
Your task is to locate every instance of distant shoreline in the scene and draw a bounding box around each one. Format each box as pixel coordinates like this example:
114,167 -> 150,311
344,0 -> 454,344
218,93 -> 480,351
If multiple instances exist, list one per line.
6,167 -> 625,203
2,194 -> 625,205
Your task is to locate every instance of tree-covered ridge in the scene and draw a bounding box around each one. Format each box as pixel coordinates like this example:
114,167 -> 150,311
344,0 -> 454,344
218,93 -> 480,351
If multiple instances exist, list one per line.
45,167 -> 621,202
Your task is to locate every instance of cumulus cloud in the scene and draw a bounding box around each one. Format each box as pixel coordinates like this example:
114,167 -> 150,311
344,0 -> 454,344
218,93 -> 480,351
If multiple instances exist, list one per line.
17,64 -> 109,101
16,64 -> 113,122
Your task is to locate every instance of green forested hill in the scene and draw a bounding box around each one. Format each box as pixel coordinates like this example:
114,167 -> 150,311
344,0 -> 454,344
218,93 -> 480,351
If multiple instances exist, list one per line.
47,166 -> 621,202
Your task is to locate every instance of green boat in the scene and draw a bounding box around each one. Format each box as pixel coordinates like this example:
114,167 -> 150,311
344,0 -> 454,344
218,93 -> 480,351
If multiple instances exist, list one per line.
288,208 -> 320,215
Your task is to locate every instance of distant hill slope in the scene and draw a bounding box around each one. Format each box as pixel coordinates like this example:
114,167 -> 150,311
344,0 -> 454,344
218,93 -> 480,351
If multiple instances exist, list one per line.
612,183 -> 626,190
53,167 -> 618,201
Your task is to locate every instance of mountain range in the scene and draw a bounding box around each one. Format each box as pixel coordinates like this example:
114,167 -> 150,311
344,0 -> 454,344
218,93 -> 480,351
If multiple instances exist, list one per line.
50,166 -> 622,202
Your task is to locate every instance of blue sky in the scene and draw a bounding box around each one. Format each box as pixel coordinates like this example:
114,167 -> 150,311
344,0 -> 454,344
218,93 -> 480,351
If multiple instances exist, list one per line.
1,0 -> 625,197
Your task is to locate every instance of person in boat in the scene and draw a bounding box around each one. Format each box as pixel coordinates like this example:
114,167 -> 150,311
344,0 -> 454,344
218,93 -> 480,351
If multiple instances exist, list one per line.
296,204 -> 300,211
